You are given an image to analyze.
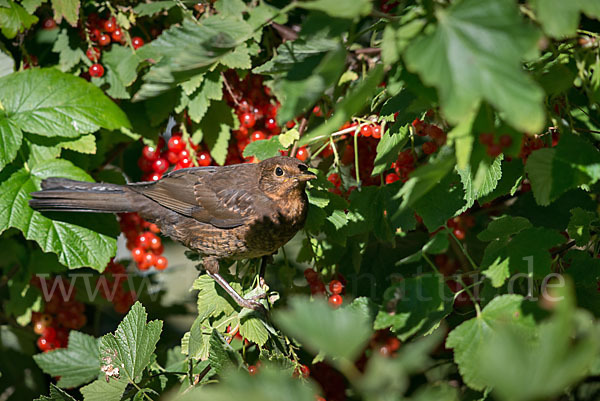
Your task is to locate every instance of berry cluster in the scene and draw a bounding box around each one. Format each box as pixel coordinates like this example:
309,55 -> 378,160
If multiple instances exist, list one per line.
30,277 -> 86,352
303,269 -> 346,308
82,13 -> 145,78
446,213 -> 475,241
389,149 -> 415,184
478,133 -> 513,158
138,132 -> 213,182
519,131 -> 559,162
118,212 -> 168,271
412,118 -> 446,153
98,260 -> 137,314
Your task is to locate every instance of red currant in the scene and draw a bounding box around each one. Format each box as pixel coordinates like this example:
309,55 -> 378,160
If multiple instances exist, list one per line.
479,133 -> 494,146
265,118 -> 278,131
327,173 -> 341,187
131,36 -> 145,49
155,256 -> 168,270
328,294 -> 343,308
385,173 -> 400,184
111,28 -> 123,43
486,144 -> 502,158
144,252 -> 157,266
103,17 -> 117,33
168,137 -> 185,153
178,157 -> 192,168
329,280 -> 343,295
422,141 -> 437,155
312,105 -> 322,117
248,365 -> 258,375
89,63 -> 104,78
86,47 -> 101,62
142,145 -> 160,161
360,125 -> 373,137
132,247 -> 145,262
197,151 -> 211,166
251,130 -> 267,142
499,134 -> 512,148
296,146 -> 309,162
453,228 -> 466,240
98,34 -> 111,46
42,18 -> 57,30
240,113 -> 256,128
152,158 -> 169,174
372,125 -> 382,139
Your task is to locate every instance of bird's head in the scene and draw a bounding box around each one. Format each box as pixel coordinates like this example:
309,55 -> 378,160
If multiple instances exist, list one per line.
258,156 -> 316,199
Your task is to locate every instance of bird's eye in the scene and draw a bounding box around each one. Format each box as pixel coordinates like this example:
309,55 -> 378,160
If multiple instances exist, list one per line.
275,167 -> 284,176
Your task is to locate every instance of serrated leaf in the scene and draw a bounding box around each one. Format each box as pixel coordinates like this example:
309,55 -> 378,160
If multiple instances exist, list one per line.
0,1 -> 38,39
133,1 -> 177,17
567,207 -> 597,246
375,275 -> 453,341
446,295 -> 537,391
298,0 -> 372,19
243,136 -> 285,160
0,45 -> 15,77
0,117 -> 22,172
80,376 -> 128,401
414,170 -> 466,232
532,0 -> 600,38
59,134 -> 96,154
274,297 -> 372,361
193,274 -> 239,319
199,101 -> 234,165
0,69 -> 130,139
458,156 -> 502,210
33,331 -> 100,388
525,134 -> 600,206
21,0 -> 44,14
404,0 -> 544,133
254,37 -> 340,75
35,384 -> 77,401
187,71 -> 223,123
99,302 -> 163,383
208,329 -> 243,375
51,0 -> 79,26
477,215 -> 532,241
52,29 -> 85,72
278,129 -> 299,148
187,316 -> 205,360
102,45 -> 142,100
0,160 -> 117,270
220,43 -> 252,69
372,123 -> 409,176
239,309 -> 269,346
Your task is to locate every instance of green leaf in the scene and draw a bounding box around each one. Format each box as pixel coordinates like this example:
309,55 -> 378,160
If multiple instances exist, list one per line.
133,1 -> 177,17
374,275 -> 453,341
0,117 -> 22,172
254,37 -> 340,75
0,69 -> 130,138
80,376 -> 129,401
35,384 -> 77,401
52,29 -> 85,72
276,46 -> 346,124
198,101 -> 235,165
274,297 -> 372,361
525,134 -> 600,206
477,215 -> 532,242
479,158 -> 524,204
193,274 -> 239,319
414,171 -> 466,232
532,0 -> 600,38
99,302 -> 163,383
59,134 -> 96,154
0,44 -> 15,77
446,295 -> 537,391
404,0 -> 544,133
243,136 -> 285,160
0,1 -> 38,39
208,329 -> 243,375
567,207 -> 597,246
458,156 -> 502,210
297,0 -> 372,19
395,146 -> 456,210
185,71 -> 223,123
33,331 -> 100,388
102,45 -> 142,100
187,317 -> 205,360
0,160 -> 117,270
299,64 -> 384,146
51,0 -> 79,26
371,123 -> 409,176
239,309 -> 269,346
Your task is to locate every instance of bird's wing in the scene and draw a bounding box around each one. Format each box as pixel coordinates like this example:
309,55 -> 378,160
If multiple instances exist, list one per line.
129,165 -> 273,228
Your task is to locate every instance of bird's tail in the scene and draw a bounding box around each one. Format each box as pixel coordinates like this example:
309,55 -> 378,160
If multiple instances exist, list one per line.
29,178 -> 138,213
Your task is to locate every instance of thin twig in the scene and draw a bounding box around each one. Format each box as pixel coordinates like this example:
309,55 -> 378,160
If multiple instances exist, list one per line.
354,47 -> 381,55
221,72 -> 240,107
289,117 -> 308,157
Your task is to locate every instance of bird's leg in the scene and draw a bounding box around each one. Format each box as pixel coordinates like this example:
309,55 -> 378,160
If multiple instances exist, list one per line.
203,257 -> 265,312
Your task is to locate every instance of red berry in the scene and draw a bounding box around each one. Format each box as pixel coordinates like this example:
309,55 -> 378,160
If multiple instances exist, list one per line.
286,121 -> 296,129
197,151 -> 211,166
86,47 -> 101,62
304,269 -> 318,283
111,28 -> 123,42
142,145 -> 160,161
90,28 -> 101,42
422,141 -> 437,155
327,173 -> 341,187
372,125 -> 382,139
152,158 -> 169,174
296,146 -> 309,162
33,321 -> 45,335
412,118 -> 426,136
248,365 -> 258,375
240,113 -> 256,128
329,280 -> 343,295
265,118 -> 278,131
312,105 -> 322,117
499,134 -> 512,148
167,151 -> 180,164
297,364 -> 310,378
328,294 -> 343,308
132,247 -> 145,262
144,252 -> 157,266
385,173 -> 400,184
360,125 -> 373,137
178,157 -> 192,168
89,63 -> 104,78
396,150 -> 414,166
42,326 -> 57,342
131,36 -> 144,49
98,34 -> 111,46
486,144 -> 502,158
168,137 -> 185,153
251,130 -> 266,142
42,18 -> 57,30
103,17 -> 117,33
37,336 -> 52,352
479,133 -> 494,146
155,256 -> 168,270
453,228 -> 466,240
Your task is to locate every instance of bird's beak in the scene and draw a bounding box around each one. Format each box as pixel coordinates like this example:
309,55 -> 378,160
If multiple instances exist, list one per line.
297,170 -> 317,182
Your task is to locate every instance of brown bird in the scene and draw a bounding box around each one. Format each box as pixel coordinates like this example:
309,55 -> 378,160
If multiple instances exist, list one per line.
29,156 -> 316,310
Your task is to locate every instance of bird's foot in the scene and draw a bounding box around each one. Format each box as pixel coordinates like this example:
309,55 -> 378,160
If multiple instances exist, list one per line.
207,271 -> 267,313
